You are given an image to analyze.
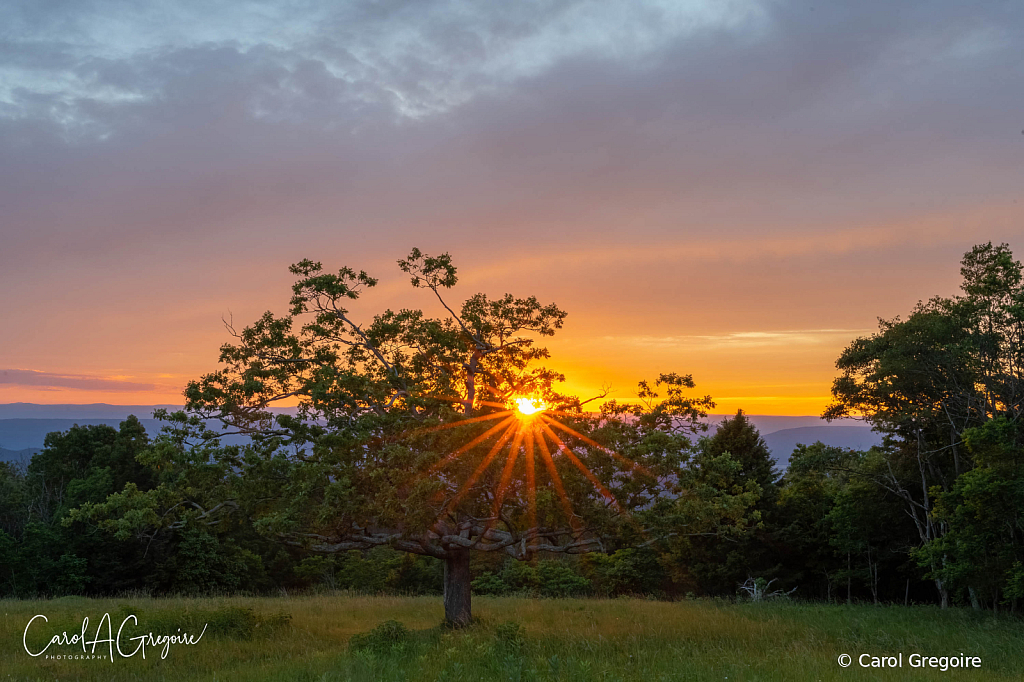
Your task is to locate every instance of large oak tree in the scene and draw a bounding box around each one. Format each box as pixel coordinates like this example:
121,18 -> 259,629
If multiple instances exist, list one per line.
75,249 -> 757,624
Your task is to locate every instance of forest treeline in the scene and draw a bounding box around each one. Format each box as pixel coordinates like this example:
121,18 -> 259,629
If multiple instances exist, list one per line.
0,243 -> 1021,611
0,413 -> 914,602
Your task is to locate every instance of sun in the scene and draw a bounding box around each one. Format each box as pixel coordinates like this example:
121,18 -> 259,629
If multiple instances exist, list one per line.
514,397 -> 545,416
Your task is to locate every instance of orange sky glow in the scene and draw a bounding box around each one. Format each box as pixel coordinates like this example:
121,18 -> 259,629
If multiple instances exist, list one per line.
1,221 -> 1003,416
1,2 -> 1022,416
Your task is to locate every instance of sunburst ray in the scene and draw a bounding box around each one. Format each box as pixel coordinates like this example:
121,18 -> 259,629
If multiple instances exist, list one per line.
537,419 -> 619,510
492,422 -> 526,517
541,416 -> 654,478
423,414 -> 517,476
482,422 -> 528,540
524,426 -> 538,548
534,424 -> 580,530
415,409 -> 513,436
436,419 -> 520,521
539,419 -> 655,543
411,389 -> 657,548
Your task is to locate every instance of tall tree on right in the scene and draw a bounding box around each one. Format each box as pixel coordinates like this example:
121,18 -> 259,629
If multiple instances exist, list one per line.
824,242 -> 1024,607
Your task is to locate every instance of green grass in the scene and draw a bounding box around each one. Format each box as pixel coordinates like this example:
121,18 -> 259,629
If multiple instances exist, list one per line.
1,594 -> 1021,681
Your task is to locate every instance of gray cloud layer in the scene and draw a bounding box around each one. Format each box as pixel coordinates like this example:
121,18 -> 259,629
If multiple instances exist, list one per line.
2,1 -> 1019,254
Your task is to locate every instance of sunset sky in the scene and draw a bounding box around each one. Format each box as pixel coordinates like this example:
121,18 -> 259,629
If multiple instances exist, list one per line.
1,0 -> 1022,415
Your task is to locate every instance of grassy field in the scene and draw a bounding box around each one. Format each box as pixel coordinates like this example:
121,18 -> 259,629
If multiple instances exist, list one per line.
1,594 -> 1021,681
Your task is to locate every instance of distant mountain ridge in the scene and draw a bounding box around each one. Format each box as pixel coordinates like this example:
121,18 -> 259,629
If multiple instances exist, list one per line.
0,418 -> 174,451
763,426 -> 882,466
0,404 -> 880,467
0,403 -> 181,419
0,447 -> 37,468
703,413 -> 826,434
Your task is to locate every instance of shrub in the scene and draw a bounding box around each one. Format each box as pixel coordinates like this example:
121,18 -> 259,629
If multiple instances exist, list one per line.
169,529 -> 268,595
349,619 -> 411,655
472,559 -> 593,597
583,548 -> 666,596
536,562 -> 591,597
471,572 -> 510,595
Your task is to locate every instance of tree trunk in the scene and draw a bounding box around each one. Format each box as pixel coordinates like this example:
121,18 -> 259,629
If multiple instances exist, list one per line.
936,577 -> 949,609
869,559 -> 879,605
846,552 -> 852,605
463,352 -> 481,415
443,549 -> 472,627
867,548 -> 879,605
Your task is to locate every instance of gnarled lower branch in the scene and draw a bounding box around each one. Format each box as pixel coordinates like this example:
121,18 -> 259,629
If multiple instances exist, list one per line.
280,522 -> 606,561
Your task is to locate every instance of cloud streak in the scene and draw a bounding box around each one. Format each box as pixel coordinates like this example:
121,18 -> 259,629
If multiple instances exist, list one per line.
607,329 -> 874,351
0,369 -> 158,392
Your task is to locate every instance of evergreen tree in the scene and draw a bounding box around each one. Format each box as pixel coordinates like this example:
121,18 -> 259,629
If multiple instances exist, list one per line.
671,410 -> 779,595
703,410 -> 779,498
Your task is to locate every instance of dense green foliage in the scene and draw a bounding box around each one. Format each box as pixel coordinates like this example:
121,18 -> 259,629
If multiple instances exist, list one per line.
0,407 -> 968,605
2,243 -> 1022,613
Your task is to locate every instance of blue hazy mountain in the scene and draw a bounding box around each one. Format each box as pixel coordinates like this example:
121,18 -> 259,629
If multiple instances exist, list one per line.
762,426 -> 881,466
0,447 -> 37,468
703,414 -> 880,467
0,418 -> 175,451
